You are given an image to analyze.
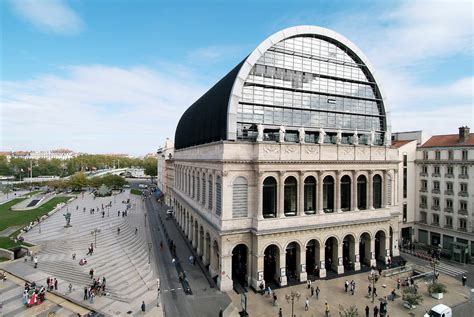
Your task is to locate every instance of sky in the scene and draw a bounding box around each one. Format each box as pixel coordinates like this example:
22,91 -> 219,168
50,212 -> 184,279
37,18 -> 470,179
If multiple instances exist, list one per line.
1,0 -> 473,155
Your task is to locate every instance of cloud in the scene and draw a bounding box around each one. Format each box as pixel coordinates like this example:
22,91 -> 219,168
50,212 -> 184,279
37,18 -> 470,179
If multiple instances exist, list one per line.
0,65 -> 206,154
186,45 -> 243,64
10,0 -> 83,34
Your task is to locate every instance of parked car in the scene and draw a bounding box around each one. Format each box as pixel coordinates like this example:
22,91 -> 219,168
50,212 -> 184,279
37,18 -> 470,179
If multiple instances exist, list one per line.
424,304 -> 452,317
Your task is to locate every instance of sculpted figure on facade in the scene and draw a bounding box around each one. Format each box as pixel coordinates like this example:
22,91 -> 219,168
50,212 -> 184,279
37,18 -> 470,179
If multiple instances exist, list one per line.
317,127 -> 326,144
298,127 -> 305,144
256,123 -> 264,142
369,128 -> 376,146
336,129 -> 342,144
279,125 -> 286,143
352,129 -> 359,145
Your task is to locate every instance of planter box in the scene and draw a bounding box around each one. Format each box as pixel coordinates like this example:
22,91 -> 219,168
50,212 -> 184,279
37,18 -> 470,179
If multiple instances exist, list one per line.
431,292 -> 444,300
403,301 -> 416,309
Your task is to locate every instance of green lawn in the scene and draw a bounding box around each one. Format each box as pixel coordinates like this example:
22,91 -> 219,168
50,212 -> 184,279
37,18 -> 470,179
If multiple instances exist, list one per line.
0,237 -> 32,250
22,190 -> 43,197
131,188 -> 142,195
0,196 -> 71,233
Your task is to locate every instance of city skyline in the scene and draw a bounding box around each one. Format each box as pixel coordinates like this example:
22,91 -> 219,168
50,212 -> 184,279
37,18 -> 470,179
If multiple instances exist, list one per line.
1,0 -> 473,155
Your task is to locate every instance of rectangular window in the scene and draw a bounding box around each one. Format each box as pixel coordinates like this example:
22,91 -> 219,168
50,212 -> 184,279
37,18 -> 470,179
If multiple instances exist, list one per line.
420,212 -> 427,223
403,154 -> 408,198
461,166 -> 468,176
423,151 -> 428,160
445,216 -> 452,228
446,199 -> 453,208
422,166 -> 428,174
448,150 -> 454,160
433,197 -> 439,207
460,201 -> 467,210
433,181 -> 440,190
462,150 -> 468,161
435,151 -> 441,160
421,180 -> 427,190
460,183 -> 468,192
403,204 -> 407,222
432,214 -> 439,225
459,218 -> 467,230
447,166 -> 453,175
421,195 -> 427,204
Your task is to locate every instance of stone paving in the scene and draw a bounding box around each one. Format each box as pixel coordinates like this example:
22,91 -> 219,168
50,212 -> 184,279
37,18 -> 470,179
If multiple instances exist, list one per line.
1,190 -> 162,316
228,265 -> 470,317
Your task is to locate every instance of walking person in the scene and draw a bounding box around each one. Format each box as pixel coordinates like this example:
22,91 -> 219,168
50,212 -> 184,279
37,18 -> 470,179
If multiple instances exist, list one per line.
89,268 -> 94,279
365,305 -> 370,317
325,302 -> 330,317
462,274 -> 467,286
89,291 -> 94,304
311,285 -> 314,297
304,297 -> 309,311
34,256 -> 38,268
117,227 -> 120,235
373,305 -> 379,317
141,300 -> 146,312
83,286 -> 88,300
368,284 -> 372,295
54,278 -> 58,290
272,293 -> 278,306
397,278 -> 401,290
344,280 -> 349,292
315,286 -> 320,299
373,286 -> 378,297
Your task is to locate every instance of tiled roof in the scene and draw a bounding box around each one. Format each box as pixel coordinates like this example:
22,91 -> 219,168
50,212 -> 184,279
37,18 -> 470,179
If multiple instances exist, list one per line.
420,133 -> 474,148
391,140 -> 415,148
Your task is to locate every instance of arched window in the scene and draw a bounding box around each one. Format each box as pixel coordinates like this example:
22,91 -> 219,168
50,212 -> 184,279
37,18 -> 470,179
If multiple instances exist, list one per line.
202,173 -> 206,205
197,172 -> 200,202
284,176 -> 297,216
304,176 -> 316,214
208,176 -> 213,210
373,174 -> 382,208
232,177 -> 248,218
263,177 -> 277,218
340,175 -> 351,211
357,175 -> 367,210
323,176 -> 334,213
216,175 -> 222,216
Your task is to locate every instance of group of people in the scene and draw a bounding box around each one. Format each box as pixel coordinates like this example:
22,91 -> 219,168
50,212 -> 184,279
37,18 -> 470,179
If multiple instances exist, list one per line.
344,279 -> 357,295
22,281 -> 47,307
45,277 -> 58,291
83,276 -> 107,303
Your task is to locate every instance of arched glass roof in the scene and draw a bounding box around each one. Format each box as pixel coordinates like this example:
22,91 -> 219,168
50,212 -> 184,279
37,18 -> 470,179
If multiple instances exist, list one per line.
175,26 -> 390,150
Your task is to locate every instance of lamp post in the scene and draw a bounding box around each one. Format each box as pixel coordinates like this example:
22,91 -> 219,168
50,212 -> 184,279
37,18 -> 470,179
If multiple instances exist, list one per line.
91,228 -> 101,248
368,270 -> 379,303
145,212 -> 147,227
431,258 -> 439,280
148,242 -> 152,264
285,291 -> 301,317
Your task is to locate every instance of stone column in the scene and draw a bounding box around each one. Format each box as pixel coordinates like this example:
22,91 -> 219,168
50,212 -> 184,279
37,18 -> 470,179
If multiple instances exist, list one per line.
384,236 -> 391,264
394,170 -> 398,205
196,230 -> 202,256
336,242 -> 344,274
202,238 -> 209,266
335,171 -> 342,213
392,228 -> 400,257
381,170 -> 387,208
298,172 -> 305,216
298,247 -> 307,282
188,218 -> 193,241
278,251 -> 287,286
218,255 -> 233,291
319,247 -> 326,278
369,238 -> 376,267
211,172 -> 216,214
278,171 -> 285,218
354,241 -> 361,271
317,172 -> 324,214
352,171 -> 359,211
368,171 -> 374,210
192,224 -> 197,249
251,254 -> 265,290
257,172 -> 264,220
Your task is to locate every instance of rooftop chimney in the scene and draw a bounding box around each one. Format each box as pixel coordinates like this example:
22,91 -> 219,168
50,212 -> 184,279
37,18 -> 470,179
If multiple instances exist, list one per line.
459,126 -> 470,143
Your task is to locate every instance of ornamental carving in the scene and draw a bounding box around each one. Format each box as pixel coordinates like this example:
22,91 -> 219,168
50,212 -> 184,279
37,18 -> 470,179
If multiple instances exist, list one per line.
356,147 -> 368,157
341,147 -> 353,156
263,145 -> 280,154
284,146 -> 298,154
305,146 -> 319,156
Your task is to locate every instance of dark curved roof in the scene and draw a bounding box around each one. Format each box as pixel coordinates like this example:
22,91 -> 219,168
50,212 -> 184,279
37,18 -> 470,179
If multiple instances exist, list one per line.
174,60 -> 245,150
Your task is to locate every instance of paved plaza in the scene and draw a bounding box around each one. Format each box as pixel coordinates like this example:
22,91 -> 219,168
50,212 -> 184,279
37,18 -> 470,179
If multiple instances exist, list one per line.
227,266 -> 470,317
1,189 -> 162,316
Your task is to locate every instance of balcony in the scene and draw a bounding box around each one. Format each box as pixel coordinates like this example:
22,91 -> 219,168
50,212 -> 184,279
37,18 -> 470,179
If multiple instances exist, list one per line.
444,224 -> 453,229
431,173 -> 441,178
432,205 -> 440,211
459,174 -> 469,179
444,190 -> 454,196
459,209 -> 468,216
420,188 -> 427,193
444,173 -> 454,178
431,222 -> 440,226
419,203 -> 427,209
420,172 -> 428,177
458,191 -> 469,197
419,219 -> 427,224
444,207 -> 453,213
431,189 -> 440,194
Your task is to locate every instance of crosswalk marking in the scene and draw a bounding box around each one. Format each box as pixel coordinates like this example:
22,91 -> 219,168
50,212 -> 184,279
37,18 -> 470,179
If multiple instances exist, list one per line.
424,262 -> 467,277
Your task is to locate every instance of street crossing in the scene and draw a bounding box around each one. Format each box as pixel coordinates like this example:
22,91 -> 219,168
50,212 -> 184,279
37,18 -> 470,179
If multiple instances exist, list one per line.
425,262 -> 467,277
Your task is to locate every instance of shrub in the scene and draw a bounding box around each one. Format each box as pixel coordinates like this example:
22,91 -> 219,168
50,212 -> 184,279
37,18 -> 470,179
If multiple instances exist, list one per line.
428,282 -> 447,294
402,287 -> 423,309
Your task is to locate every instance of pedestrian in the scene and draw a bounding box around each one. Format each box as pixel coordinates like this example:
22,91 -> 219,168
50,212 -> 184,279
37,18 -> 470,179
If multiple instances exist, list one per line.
391,289 -> 396,301
135,228 -> 138,235
34,256 -> 38,268
368,284 -> 372,295
315,286 -> 320,299
365,305 -> 370,317
141,300 -> 146,312
307,279 -> 311,289
378,267 -> 382,276
117,227 -> 120,235
305,297 -> 309,311
373,305 -> 379,317
172,258 -> 176,266
311,285 -> 314,297
373,287 -> 378,297
47,277 -> 50,287
219,308 -> 223,317
89,268 -> 94,279
54,278 -> 58,290
83,286 -> 88,300
89,291 -> 94,304
72,253 -> 76,260
462,274 -> 467,286
118,210 -> 120,217
102,211 -> 105,218
193,256 -> 196,265
325,302 -> 330,317
397,278 -> 400,290
278,308 -> 283,317
272,293 -> 278,306
68,283 -> 73,293
345,280 -> 349,292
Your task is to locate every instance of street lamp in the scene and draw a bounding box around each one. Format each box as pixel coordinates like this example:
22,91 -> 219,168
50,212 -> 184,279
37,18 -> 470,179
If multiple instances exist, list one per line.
148,242 -> 152,264
285,291 -> 301,317
368,270 -> 379,303
91,228 -> 101,248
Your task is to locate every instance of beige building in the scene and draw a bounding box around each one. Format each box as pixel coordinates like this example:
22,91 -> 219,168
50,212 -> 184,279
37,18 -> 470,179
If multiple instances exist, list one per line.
169,26 -> 401,291
157,138 -> 174,205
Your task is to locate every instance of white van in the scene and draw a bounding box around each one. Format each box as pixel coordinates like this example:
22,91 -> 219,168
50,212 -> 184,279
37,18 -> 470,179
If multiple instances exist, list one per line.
424,304 -> 452,317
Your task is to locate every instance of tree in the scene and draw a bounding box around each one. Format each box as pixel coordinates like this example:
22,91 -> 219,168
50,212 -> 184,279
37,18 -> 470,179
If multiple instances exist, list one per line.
339,305 -> 359,317
402,287 -> 423,309
68,172 -> 89,190
143,157 -> 157,176
428,282 -> 447,294
2,186 -> 12,199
